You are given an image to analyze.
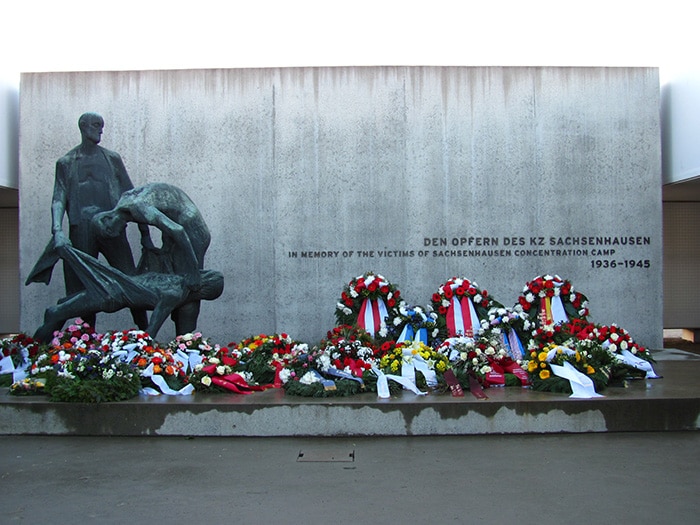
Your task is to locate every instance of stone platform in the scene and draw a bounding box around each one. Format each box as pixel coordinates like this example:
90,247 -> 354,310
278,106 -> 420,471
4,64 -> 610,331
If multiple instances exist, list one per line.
1,349 -> 698,437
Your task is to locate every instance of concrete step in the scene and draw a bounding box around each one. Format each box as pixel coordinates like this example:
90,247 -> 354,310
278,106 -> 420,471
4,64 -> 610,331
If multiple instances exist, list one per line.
2,349 -> 699,436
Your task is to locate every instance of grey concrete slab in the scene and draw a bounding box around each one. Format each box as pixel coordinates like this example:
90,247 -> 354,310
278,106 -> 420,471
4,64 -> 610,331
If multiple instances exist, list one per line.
1,432 -> 698,524
2,354 -> 699,436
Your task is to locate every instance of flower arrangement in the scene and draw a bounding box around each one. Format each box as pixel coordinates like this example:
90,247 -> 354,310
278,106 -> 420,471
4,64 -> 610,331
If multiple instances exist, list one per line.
238,333 -> 307,385
43,348 -> 141,403
168,331 -> 220,355
131,343 -> 189,392
1,333 -> 42,369
436,335 -> 525,388
335,272 -> 402,338
9,377 -> 45,396
376,340 -> 449,391
47,318 -> 102,353
522,340 -> 612,395
101,329 -> 155,354
319,325 -> 381,376
479,305 -> 532,361
430,277 -> 501,340
189,343 -> 260,393
281,344 -> 365,398
30,319 -> 102,379
569,321 -> 656,380
515,275 -> 589,330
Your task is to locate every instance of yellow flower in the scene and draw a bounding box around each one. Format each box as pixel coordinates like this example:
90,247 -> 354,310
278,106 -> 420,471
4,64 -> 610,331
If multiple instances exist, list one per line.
537,351 -> 549,362
540,362 -> 547,368
539,369 -> 551,380
575,351 -> 581,362
528,361 -> 538,372
390,361 -> 399,372
586,365 -> 595,375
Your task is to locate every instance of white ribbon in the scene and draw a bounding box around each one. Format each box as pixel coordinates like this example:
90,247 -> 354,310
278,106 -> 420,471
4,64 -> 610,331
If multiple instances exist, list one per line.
616,349 -> 661,379
545,346 -> 603,398
549,361 -> 604,399
140,362 -> 194,395
372,368 -> 427,398
550,295 -> 568,324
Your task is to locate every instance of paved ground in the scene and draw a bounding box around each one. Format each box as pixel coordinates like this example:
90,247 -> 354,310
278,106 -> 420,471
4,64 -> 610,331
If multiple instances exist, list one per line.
1,432 -> 698,524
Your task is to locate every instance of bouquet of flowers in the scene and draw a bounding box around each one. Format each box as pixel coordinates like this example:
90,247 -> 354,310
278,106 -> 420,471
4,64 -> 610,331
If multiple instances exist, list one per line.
46,318 -> 103,354
430,277 -> 501,340
335,272 -> 402,338
1,333 -> 42,369
9,377 -> 46,396
30,319 -> 102,378
43,348 -> 141,403
571,321 -> 658,380
189,343 -> 262,394
436,335 -> 527,389
479,305 -> 532,361
1,333 -> 42,387
374,340 -> 449,393
238,333 -> 307,386
281,343 -> 365,398
522,340 -> 612,395
131,343 -> 189,392
168,331 -> 221,355
515,275 -> 589,331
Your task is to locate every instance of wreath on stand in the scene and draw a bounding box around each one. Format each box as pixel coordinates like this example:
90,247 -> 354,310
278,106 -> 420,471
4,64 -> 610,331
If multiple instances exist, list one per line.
430,277 -> 502,341
515,275 -> 589,337
335,272 -> 402,340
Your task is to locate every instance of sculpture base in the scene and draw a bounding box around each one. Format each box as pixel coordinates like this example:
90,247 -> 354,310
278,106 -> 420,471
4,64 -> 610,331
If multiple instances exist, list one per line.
2,349 -> 698,436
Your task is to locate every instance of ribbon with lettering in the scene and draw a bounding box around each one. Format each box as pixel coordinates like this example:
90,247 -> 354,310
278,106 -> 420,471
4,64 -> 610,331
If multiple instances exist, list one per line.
357,298 -> 388,337
483,359 -> 530,387
446,295 -> 479,338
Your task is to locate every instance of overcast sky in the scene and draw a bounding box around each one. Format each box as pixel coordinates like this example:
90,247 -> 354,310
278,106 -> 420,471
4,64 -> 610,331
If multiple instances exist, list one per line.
1,0 -> 696,85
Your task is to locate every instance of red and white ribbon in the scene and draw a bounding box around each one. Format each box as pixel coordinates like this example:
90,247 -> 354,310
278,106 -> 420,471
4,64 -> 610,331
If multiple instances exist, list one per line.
446,296 -> 479,338
357,298 -> 388,337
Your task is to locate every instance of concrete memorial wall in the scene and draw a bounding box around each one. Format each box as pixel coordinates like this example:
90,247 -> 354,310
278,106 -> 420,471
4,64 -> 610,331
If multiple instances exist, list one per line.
19,67 -> 663,347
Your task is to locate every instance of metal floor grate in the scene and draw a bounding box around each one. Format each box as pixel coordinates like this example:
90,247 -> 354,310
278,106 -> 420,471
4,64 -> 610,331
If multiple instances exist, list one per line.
297,449 -> 355,462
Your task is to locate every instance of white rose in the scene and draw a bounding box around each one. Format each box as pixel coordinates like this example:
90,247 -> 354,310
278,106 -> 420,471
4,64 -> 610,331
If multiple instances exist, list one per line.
201,376 -> 212,386
216,365 -> 226,375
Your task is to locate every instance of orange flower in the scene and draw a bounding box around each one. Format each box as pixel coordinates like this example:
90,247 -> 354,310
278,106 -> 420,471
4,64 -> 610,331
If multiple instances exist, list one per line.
153,364 -> 162,374
137,358 -> 148,367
